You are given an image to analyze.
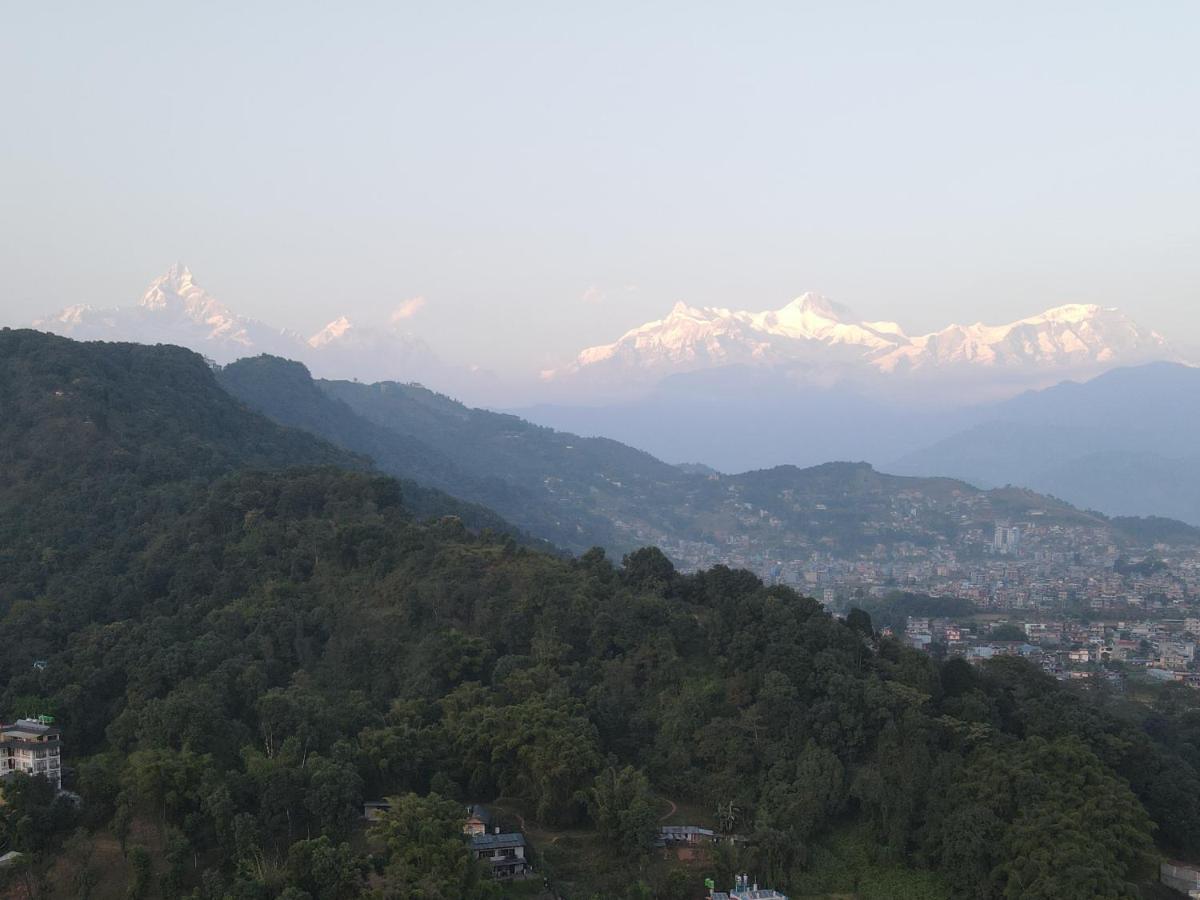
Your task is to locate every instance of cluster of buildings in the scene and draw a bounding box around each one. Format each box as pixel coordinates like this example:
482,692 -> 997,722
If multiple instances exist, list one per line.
629,479 -> 1200,678
658,828 -> 788,897
781,519 -> 1200,616
900,614 -> 1200,685
628,476 -> 1200,616
364,800 -> 533,881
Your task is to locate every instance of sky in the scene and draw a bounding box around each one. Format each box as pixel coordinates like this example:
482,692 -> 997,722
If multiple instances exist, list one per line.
2,1 -> 1199,373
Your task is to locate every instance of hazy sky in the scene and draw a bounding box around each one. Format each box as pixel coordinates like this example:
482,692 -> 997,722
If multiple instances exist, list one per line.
2,2 -> 1198,372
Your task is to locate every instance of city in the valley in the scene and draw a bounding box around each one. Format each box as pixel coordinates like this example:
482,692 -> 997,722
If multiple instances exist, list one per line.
651,475 -> 1200,687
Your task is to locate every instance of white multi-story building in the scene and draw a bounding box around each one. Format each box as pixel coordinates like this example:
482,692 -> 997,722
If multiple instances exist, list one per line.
1,718 -> 62,791
711,874 -> 789,900
993,525 -> 1021,555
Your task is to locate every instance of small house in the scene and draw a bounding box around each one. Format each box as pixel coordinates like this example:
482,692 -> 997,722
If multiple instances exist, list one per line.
362,800 -> 392,822
469,831 -> 530,879
658,825 -> 716,851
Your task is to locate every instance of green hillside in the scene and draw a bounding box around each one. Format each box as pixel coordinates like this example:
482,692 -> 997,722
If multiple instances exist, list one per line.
218,356 -> 1151,570
0,332 -> 1197,900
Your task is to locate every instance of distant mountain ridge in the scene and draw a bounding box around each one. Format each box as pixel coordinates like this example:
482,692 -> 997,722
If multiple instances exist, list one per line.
33,264 -> 446,385
30,267 -> 1182,408
894,362 -> 1200,525
215,352 -> 1192,570
35,264 -> 306,361
26,266 -> 1196,500
549,292 -> 1175,397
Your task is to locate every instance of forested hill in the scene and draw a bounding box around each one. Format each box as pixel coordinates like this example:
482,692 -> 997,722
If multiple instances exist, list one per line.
0,330 -> 527,552
1,329 -> 1199,900
219,354 -> 1188,566
218,355 -> 630,551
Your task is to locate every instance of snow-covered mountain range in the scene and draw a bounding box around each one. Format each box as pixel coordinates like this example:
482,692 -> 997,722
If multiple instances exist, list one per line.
551,292 -> 1175,394
32,264 -> 442,383
27,267 -> 1179,410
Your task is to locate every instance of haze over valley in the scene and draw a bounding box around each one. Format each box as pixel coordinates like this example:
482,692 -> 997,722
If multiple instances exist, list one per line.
26,264 -> 1200,527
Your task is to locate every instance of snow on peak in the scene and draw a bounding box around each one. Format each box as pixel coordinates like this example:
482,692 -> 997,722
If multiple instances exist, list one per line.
32,265 -> 304,362
1017,303 -> 1105,326
563,292 -> 1173,384
308,316 -> 355,349
778,292 -> 849,322
139,263 -> 218,315
567,292 -> 905,379
29,265 -> 451,387
39,304 -> 95,326
868,303 -> 1165,373
165,262 -> 193,286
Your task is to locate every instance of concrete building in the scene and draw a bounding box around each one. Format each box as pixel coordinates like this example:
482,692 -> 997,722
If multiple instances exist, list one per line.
469,831 -> 530,879
361,799 -> 391,821
1,717 -> 62,791
710,874 -> 788,900
1161,859 -> 1200,898
993,524 -> 1021,555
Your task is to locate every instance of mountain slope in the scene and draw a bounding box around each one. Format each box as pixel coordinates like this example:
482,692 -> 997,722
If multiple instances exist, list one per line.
0,329 -> 520,557
521,365 -> 980,472
221,357 -> 691,553
214,354 -> 1183,576
895,362 -> 1200,523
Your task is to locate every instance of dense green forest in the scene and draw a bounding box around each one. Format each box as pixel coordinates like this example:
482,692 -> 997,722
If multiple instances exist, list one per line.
219,355 -> 1198,564
2,331 -> 1200,899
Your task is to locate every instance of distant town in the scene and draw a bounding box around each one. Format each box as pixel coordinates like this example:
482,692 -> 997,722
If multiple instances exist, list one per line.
645,481 -> 1200,687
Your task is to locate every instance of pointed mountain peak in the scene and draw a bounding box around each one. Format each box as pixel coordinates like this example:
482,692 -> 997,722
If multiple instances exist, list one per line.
308,316 -> 355,349
140,263 -> 203,309
667,300 -> 707,318
779,292 -> 847,321
164,262 -> 193,286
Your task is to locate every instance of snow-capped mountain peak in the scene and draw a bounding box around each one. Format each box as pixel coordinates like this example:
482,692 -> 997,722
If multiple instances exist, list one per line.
308,315 -> 355,349
138,263 -> 198,309
30,265 -> 452,387
777,291 -> 850,321
558,293 -> 1175,390
40,304 -> 96,327
749,293 -> 902,349
874,304 -> 1167,373
1021,302 -> 1104,325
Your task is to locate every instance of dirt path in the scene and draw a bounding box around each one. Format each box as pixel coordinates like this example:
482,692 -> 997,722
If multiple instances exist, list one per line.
494,800 -> 598,847
659,797 -> 678,821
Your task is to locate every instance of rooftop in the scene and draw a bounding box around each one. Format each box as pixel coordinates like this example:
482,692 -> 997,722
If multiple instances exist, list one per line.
0,719 -> 61,739
470,832 -> 525,851
1,724 -> 59,734
466,804 -> 492,825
